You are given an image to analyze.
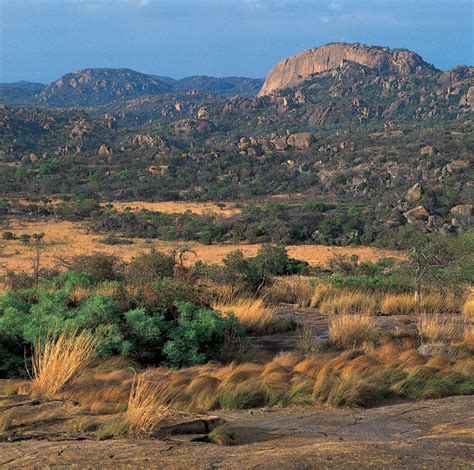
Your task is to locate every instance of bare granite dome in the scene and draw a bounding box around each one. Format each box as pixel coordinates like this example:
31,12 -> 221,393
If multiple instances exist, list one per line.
258,43 -> 437,96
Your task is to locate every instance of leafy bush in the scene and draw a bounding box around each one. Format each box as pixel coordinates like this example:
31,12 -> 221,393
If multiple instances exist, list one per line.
128,250 -> 175,284
0,272 -> 244,376
67,253 -> 122,281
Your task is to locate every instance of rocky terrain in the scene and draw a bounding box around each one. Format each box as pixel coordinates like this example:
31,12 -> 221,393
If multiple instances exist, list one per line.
0,43 -> 472,242
258,42 -> 438,96
0,396 -> 472,468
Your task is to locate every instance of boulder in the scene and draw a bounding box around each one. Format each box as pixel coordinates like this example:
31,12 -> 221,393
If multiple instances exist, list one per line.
404,205 -> 429,223
97,144 -> 112,155
406,183 -> 423,202
419,145 -> 438,156
418,343 -> 455,358
445,160 -> 470,173
287,132 -> 314,150
450,204 -> 473,218
197,107 -> 208,119
272,136 -> 288,151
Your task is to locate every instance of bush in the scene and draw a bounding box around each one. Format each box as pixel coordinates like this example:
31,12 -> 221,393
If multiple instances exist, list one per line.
128,250 -> 175,284
2,231 -> 16,240
67,253 -> 122,281
163,302 -> 244,367
0,273 -> 244,376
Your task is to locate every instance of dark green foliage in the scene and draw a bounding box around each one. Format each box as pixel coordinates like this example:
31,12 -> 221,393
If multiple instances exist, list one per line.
0,271 -> 244,376
128,251 -> 175,284
163,302 -> 243,367
67,253 -> 122,282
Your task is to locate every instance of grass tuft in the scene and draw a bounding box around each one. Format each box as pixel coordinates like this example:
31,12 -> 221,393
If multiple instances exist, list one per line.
32,329 -> 99,398
320,291 -> 377,316
328,314 -> 379,348
213,296 -> 277,334
126,373 -> 172,436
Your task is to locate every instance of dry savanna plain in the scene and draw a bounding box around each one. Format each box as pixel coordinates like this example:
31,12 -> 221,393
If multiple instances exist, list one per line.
0,199 -> 472,468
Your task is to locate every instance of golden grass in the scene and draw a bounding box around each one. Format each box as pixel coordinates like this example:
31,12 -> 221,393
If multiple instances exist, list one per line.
380,293 -> 418,315
310,282 -> 336,308
126,373 -> 172,436
320,291 -> 377,316
463,323 -> 474,345
462,296 -> 474,317
24,341 -> 473,414
1,219 -> 401,272
417,314 -> 463,344
213,297 -> 276,334
422,293 -> 460,314
328,314 -> 380,348
109,200 -> 241,217
31,329 -> 100,398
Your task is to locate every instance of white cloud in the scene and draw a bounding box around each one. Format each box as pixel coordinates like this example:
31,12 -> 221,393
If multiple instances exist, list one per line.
136,0 -> 151,6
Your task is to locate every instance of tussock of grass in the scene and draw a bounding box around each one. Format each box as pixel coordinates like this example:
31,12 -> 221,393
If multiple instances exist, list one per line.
96,417 -> 128,440
31,329 -> 99,398
207,424 -> 235,445
462,296 -> 474,317
213,297 -> 277,334
320,292 -> 377,316
381,293 -> 418,315
417,314 -> 463,344
39,346 -> 474,415
328,314 -> 379,348
126,374 -> 172,436
0,411 -> 14,433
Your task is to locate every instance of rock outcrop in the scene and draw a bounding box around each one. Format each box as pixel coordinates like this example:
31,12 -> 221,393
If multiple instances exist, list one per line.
258,43 -> 437,96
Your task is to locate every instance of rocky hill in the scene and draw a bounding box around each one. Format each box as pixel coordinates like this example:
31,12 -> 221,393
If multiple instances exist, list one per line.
0,81 -> 46,104
171,76 -> 263,97
35,68 -> 174,107
259,43 -> 438,96
0,43 -> 472,242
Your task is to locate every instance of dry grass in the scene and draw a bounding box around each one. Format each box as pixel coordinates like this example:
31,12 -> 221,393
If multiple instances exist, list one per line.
422,293 -> 460,314
462,296 -> 474,317
417,314 -> 463,344
462,323 -> 474,345
25,342 -> 473,414
310,282 -> 336,308
31,329 -> 100,398
213,297 -> 277,334
126,373 -> 173,436
0,411 -> 14,433
320,291 -> 377,316
109,200 -> 241,217
1,219 -> 401,272
381,293 -> 419,315
328,314 -> 380,348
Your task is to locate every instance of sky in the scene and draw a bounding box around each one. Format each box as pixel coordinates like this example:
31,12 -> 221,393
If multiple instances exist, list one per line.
0,0 -> 472,84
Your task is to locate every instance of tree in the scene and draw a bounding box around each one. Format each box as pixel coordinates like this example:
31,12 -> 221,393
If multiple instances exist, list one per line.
400,230 -> 474,303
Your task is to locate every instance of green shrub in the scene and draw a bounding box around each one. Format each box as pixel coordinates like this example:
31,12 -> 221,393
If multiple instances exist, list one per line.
128,250 -> 175,284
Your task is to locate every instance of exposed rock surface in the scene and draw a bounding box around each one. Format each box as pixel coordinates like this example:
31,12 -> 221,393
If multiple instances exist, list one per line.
259,43 -> 437,96
0,397 -> 472,468
406,182 -> 423,202
404,205 -> 430,223
451,204 -> 473,218
418,343 -> 455,358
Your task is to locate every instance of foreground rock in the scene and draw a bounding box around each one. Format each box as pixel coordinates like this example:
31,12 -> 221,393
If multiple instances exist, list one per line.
0,396 -> 472,469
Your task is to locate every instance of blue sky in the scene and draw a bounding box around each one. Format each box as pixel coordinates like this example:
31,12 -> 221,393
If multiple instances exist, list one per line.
1,0 -> 472,83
